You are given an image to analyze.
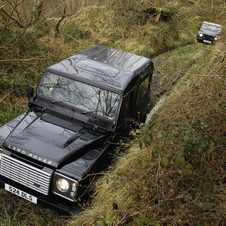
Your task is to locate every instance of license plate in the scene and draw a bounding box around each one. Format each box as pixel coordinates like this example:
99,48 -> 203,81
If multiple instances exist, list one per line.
203,40 -> 211,44
5,184 -> 37,204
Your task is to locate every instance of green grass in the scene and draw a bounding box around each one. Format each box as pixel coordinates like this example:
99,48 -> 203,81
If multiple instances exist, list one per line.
0,101 -> 27,125
0,206 -> 25,226
69,39 -> 226,226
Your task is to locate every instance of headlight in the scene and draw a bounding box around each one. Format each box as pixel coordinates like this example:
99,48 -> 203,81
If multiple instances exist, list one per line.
56,178 -> 70,192
198,33 -> 203,37
53,172 -> 78,201
214,37 -> 218,40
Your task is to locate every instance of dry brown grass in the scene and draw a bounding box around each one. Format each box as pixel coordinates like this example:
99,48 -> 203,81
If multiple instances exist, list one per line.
70,41 -> 226,226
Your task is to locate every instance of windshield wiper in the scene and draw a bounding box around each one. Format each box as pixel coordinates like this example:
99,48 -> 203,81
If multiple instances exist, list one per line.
81,110 -> 95,115
51,100 -> 71,105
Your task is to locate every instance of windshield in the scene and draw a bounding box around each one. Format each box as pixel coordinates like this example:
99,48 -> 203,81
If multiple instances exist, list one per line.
201,23 -> 222,33
38,72 -> 121,120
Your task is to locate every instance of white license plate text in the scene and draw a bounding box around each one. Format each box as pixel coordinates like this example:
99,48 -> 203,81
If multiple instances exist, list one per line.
5,184 -> 37,204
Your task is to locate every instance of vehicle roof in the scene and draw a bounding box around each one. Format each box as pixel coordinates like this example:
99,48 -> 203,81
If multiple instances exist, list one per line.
202,21 -> 222,28
46,45 -> 153,93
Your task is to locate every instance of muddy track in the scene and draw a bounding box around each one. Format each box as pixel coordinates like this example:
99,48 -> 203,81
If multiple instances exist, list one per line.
149,43 -> 195,105
146,45 -> 195,123
148,51 -> 172,111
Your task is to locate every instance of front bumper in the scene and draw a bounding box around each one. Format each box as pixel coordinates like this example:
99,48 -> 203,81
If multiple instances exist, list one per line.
196,35 -> 214,44
0,176 -> 82,215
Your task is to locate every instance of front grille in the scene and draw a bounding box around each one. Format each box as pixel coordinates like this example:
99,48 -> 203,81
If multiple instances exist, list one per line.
0,153 -> 52,195
204,35 -> 213,41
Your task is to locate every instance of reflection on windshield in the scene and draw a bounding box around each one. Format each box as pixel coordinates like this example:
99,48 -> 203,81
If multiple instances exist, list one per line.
201,23 -> 222,33
38,72 -> 121,120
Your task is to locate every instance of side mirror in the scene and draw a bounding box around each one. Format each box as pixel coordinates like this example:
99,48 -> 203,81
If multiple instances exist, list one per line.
123,118 -> 131,131
198,26 -> 200,29
27,85 -> 34,101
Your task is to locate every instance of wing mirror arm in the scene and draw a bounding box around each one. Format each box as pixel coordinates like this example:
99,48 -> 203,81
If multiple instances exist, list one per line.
27,85 -> 34,102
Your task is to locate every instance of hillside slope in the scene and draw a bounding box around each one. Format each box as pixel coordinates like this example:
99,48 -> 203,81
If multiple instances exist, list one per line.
70,41 -> 226,226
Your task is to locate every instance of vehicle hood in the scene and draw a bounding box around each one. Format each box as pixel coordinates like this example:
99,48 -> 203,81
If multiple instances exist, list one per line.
200,29 -> 219,37
3,110 -> 107,168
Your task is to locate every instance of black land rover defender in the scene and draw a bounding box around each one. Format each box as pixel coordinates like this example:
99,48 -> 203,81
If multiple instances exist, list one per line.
196,21 -> 222,44
0,45 -> 154,214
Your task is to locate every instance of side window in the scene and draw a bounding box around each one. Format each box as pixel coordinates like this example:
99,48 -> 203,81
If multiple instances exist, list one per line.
117,93 -> 132,126
136,76 -> 150,104
130,88 -> 137,109
140,65 -> 152,79
123,76 -> 140,111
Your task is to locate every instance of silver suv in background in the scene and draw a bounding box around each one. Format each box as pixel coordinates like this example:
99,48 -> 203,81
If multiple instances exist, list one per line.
196,21 -> 222,44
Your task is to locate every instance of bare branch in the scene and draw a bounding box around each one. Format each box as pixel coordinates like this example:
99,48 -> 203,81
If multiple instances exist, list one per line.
30,0 -> 71,29
55,6 -> 75,38
0,2 -> 9,10
1,7 -> 23,28
2,0 -> 26,31
0,57 -> 47,63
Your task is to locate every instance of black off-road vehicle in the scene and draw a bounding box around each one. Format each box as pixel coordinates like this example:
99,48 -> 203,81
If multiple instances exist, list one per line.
196,21 -> 222,44
0,45 -> 154,214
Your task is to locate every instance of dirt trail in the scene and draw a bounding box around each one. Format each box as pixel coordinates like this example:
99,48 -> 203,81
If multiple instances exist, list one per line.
149,44 -> 195,103
148,51 -> 171,109
146,48 -> 182,123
